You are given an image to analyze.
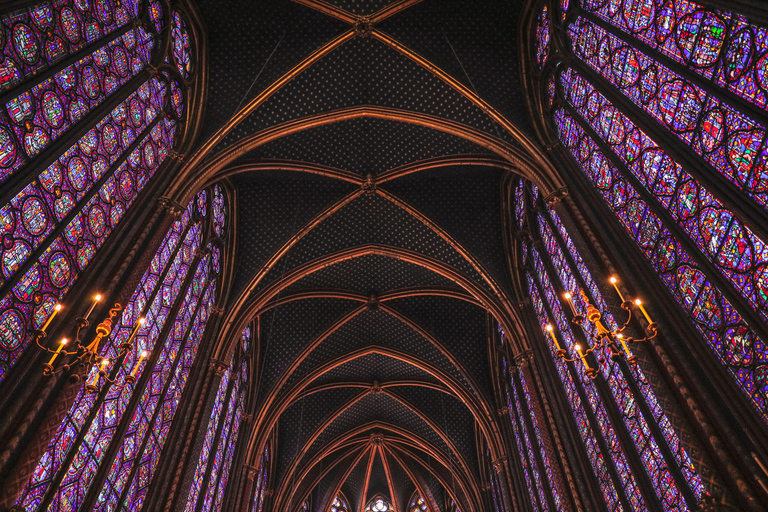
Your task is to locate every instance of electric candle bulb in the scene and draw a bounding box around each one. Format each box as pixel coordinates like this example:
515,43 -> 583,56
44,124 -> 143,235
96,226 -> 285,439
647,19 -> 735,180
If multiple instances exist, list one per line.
610,277 -> 625,302
48,338 -> 67,365
41,304 -> 62,332
635,299 -> 653,324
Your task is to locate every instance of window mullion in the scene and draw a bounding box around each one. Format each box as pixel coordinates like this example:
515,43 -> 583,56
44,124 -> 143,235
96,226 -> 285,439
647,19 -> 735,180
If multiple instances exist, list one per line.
538,204 -> 700,507
195,362 -> 238,512
527,265 -> 634,511
562,102 -> 768,344
532,242 -> 665,512
107,270 -> 214,512
567,56 -> 768,246
31,215 -> 197,512
74,240 -> 207,512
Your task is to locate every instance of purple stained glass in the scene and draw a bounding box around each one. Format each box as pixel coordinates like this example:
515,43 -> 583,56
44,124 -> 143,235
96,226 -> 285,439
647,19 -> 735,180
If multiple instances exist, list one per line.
0,25 -> 155,185
17,186 -> 218,512
569,16 -> 768,210
561,66 -> 768,324
172,12 -> 192,79
526,272 -> 624,512
0,78 -> 174,381
212,184 -> 226,238
514,179 -> 525,229
536,5 -> 550,68
536,210 -> 702,508
580,0 -> 768,111
0,0 -> 140,94
16,204 -> 193,511
553,107 -> 768,421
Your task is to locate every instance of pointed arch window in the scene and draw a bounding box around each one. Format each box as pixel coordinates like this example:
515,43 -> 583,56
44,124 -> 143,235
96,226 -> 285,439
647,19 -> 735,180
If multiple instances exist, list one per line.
330,493 -> 350,512
365,497 -> 394,512
408,492 -> 428,511
17,185 -> 226,512
0,1 -> 197,381
532,0 -> 768,422
514,180 -> 705,510
185,324 -> 251,512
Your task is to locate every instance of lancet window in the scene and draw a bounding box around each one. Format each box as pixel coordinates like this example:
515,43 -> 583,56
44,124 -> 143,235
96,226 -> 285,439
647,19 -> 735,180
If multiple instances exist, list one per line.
409,492 -> 428,512
330,493 -> 350,512
185,323 -> 251,512
514,179 -> 705,510
16,185 -> 225,512
533,0 -> 768,421
0,0 -> 197,382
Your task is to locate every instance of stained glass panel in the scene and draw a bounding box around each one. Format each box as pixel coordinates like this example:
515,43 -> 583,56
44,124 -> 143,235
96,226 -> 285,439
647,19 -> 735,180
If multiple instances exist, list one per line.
553,107 -> 768,421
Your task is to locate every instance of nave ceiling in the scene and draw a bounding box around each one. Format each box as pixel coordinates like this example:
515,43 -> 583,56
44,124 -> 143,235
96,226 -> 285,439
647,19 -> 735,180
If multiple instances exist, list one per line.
172,0 -> 553,509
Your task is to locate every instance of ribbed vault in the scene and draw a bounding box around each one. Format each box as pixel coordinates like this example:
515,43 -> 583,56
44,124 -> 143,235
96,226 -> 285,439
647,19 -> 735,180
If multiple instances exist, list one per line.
173,0 -> 556,510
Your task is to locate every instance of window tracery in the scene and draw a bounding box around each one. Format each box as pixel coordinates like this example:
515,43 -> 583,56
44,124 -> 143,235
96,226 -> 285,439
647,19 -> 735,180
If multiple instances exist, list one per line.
17,185 -> 224,512
0,0 -> 195,382
535,0 -> 768,422
330,494 -> 350,512
409,492 -> 428,512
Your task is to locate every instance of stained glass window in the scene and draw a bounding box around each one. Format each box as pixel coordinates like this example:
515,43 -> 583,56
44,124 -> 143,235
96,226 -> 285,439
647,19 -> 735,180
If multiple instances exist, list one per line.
499,330 -> 564,512
409,492 -> 428,511
537,0 -> 768,422
365,498 -> 395,512
251,444 -> 270,512
535,5 -> 551,68
516,183 -> 705,510
330,494 -> 350,512
0,0 -> 194,383
17,186 -> 224,512
185,319 -> 250,512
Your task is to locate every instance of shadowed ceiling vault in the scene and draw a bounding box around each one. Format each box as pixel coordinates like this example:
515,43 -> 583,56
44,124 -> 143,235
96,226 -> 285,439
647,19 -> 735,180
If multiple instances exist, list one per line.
179,0 -> 555,509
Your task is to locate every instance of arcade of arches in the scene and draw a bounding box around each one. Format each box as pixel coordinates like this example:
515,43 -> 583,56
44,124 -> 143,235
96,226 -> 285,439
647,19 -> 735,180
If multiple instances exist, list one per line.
0,0 -> 767,511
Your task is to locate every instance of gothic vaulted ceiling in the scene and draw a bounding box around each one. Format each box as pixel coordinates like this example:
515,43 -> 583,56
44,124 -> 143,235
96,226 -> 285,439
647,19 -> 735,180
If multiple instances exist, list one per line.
177,0 -> 551,510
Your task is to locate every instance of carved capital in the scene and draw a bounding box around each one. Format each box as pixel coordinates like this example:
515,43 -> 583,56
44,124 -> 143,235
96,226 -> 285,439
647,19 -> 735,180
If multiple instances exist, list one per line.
513,350 -> 534,365
168,149 -> 185,161
544,187 -> 569,207
354,16 -> 373,37
244,464 -> 260,481
209,359 -> 229,376
158,196 -> 185,217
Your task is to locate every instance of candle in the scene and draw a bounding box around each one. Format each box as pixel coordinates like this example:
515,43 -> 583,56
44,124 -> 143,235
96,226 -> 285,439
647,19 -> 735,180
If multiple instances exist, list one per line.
574,344 -> 591,371
83,294 -> 101,321
41,304 -> 62,332
616,333 -> 633,358
545,324 -> 562,351
635,299 -> 653,324
48,338 -> 67,365
130,350 -> 148,378
564,292 -> 578,316
125,317 -> 146,346
609,277 -> 625,303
